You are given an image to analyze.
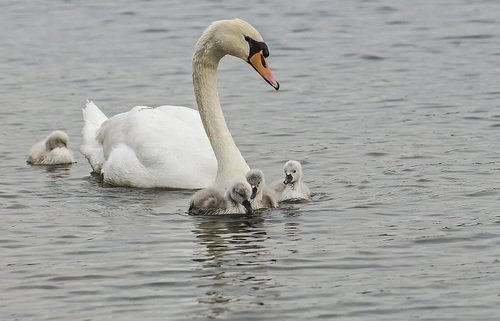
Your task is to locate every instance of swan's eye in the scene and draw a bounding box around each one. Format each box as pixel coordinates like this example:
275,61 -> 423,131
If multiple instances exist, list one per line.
293,170 -> 297,173
244,35 -> 251,42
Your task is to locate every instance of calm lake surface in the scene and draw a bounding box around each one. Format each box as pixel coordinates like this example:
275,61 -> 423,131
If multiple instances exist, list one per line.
1,0 -> 500,320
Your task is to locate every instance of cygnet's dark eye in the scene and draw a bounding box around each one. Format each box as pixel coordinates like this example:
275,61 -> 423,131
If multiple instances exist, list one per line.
293,170 -> 297,173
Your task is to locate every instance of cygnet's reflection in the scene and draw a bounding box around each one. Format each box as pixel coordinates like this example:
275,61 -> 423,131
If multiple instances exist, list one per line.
191,214 -> 272,318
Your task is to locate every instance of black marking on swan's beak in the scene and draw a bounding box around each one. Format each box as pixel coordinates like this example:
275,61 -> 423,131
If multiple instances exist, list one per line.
284,174 -> 293,185
251,186 -> 258,199
242,200 -> 253,215
245,36 -> 279,90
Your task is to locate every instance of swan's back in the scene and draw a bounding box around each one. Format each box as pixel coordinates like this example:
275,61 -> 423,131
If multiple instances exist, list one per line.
80,102 -> 217,188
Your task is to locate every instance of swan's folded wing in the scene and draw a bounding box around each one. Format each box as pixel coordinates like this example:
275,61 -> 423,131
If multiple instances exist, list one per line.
94,105 -> 217,188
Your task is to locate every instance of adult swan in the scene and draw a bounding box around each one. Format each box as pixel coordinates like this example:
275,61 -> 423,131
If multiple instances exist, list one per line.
81,19 -> 279,189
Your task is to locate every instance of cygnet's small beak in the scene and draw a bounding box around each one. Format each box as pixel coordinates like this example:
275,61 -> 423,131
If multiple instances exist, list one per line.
251,186 -> 258,199
249,51 -> 279,90
284,174 -> 293,185
242,200 -> 253,215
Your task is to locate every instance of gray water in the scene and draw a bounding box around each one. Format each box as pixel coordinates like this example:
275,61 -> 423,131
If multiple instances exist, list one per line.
1,0 -> 500,320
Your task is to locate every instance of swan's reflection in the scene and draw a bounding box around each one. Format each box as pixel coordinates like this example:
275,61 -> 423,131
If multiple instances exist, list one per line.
31,163 -> 73,190
27,163 -> 74,178
43,164 -> 73,174
191,213 -> 273,318
81,172 -> 194,215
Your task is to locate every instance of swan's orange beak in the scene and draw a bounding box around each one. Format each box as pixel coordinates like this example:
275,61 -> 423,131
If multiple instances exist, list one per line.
249,51 -> 279,90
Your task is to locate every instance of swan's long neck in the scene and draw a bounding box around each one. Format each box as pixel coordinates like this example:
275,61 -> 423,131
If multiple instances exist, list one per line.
193,37 -> 249,188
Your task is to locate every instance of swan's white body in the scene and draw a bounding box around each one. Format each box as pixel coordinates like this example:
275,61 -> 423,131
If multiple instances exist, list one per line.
27,130 -> 76,165
81,102 -> 216,188
189,181 -> 253,215
246,169 -> 278,209
271,160 -> 311,201
80,19 -> 278,189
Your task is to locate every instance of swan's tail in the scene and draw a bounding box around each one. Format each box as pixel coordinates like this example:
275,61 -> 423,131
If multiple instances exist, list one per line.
82,100 -> 107,142
80,100 -> 108,172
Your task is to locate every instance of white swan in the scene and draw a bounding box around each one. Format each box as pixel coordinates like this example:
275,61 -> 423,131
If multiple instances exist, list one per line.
271,160 -> 311,201
80,19 -> 279,189
189,181 -> 253,215
27,130 -> 76,165
246,169 -> 278,209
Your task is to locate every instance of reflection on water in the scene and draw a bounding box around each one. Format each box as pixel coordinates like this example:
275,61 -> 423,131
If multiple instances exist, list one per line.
193,215 -> 267,268
189,208 -> 309,319
27,163 -> 74,182
191,215 -> 271,318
